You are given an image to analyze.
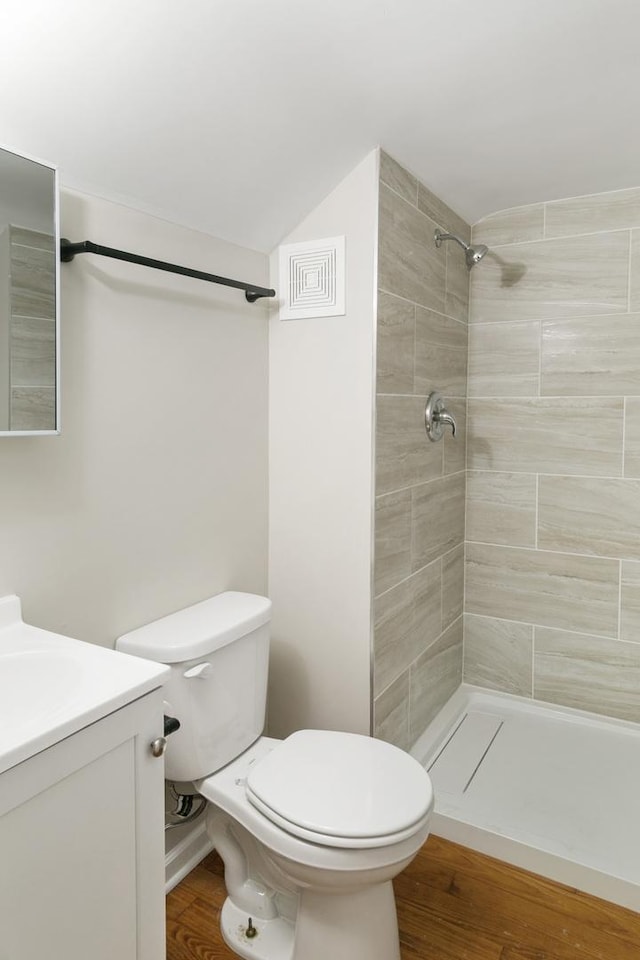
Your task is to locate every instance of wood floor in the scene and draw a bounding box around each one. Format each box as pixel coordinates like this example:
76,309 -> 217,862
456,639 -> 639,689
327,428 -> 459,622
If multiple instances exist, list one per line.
166,834 -> 640,959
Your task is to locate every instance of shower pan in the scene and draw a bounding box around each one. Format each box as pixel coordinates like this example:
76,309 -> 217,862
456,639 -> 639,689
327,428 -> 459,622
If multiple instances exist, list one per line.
412,686 -> 640,912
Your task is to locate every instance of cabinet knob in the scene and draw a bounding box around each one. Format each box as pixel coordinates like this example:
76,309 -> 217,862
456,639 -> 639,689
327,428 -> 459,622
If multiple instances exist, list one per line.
150,737 -> 167,758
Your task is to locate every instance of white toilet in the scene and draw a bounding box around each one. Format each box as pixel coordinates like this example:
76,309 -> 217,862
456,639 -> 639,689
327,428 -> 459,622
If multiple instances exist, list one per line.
117,592 -> 434,960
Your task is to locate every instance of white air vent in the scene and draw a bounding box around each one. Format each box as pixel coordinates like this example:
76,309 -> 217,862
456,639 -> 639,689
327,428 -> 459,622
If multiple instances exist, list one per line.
278,236 -> 345,320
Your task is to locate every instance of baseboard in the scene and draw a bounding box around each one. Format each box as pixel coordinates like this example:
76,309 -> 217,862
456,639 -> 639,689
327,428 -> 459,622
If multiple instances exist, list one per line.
165,819 -> 214,893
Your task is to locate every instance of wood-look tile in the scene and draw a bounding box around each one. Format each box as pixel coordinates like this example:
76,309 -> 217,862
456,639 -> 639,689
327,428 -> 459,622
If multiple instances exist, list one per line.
621,560 -> 640,643
465,543 -> 619,637
376,290 -> 415,394
11,226 -> 55,251
472,204 -> 545,247
412,472 -> 465,570
623,397 -> 640,477
167,899 -> 229,960
10,317 -> 55,386
165,884 -> 198,922
379,183 -> 446,314
470,231 -> 629,324
468,320 -> 540,397
417,182 -> 470,244
167,839 -> 640,960
379,150 -> 418,206
374,488 -> 412,596
374,577 -> 413,694
398,898 -> 502,960
412,561 -> 444,650
444,241 -> 470,324
534,627 -> 640,722
464,613 -> 533,696
415,843 -> 640,960
541,314 -> 640,396
409,618 -> 462,741
414,307 -> 467,398
10,387 -> 55,431
545,187 -> 640,238
442,544 -> 464,630
466,470 -> 536,547
374,560 -> 442,695
467,398 -> 624,476
409,836 -> 640,960
376,395 -> 443,495
373,671 -> 410,751
539,475 -> 640,560
10,243 -> 55,319
443,401 -> 466,476
172,861 -> 224,910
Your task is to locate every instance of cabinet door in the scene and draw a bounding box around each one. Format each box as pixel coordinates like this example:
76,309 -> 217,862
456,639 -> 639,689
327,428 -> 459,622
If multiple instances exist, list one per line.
0,692 -> 166,960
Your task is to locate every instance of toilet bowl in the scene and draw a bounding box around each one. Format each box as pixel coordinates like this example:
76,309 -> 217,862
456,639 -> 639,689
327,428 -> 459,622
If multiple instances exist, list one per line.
116,592 -> 434,960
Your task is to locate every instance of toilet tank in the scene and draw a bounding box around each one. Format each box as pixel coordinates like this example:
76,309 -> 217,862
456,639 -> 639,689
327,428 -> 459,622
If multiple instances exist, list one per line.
116,592 -> 271,782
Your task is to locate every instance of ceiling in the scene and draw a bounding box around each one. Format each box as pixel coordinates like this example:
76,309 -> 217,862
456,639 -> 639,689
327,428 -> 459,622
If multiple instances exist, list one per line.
2,0 -> 639,252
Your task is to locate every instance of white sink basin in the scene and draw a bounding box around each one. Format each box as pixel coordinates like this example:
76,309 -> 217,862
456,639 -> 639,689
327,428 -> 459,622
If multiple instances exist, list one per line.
0,650 -> 85,737
0,596 -> 169,774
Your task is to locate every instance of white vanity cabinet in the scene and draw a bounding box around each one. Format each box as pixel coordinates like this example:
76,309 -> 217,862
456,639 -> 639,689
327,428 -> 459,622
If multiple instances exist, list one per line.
0,689 -> 167,960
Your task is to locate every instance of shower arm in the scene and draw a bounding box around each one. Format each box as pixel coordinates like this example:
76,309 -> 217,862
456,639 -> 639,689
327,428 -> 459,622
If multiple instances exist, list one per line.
433,230 -> 470,253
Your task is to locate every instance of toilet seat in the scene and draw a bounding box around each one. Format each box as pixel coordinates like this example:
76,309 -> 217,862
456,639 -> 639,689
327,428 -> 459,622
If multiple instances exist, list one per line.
245,730 -> 433,849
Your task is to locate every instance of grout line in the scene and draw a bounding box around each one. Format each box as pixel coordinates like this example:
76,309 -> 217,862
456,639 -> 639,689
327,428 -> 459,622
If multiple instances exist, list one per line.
379,176 -> 419,212
466,313 -> 638,329
622,395 -> 627,478
377,286 -> 468,327
379,392 -> 467,399
374,540 -> 464,600
451,469 -> 632,482
466,393 -> 631,400
534,473 -> 539,549
383,614 -> 468,702
471,224 -> 636,250
466,539 -> 637,565
376,470 -> 466,500
465,610 -> 636,646
373,551 -> 455,601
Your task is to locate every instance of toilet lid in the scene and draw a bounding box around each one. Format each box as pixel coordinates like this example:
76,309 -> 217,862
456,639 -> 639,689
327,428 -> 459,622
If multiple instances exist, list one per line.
245,730 -> 433,847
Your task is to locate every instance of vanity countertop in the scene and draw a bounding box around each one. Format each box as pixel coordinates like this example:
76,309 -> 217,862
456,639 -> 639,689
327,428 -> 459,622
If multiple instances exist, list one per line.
0,595 -> 169,775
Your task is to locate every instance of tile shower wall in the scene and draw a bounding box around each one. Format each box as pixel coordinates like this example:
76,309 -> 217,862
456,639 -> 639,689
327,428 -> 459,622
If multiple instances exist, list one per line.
373,152 -> 469,749
0,226 -> 55,430
466,188 -> 640,723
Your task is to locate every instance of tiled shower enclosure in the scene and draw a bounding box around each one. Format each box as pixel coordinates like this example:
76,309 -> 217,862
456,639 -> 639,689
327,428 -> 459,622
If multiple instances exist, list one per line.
373,153 -> 640,748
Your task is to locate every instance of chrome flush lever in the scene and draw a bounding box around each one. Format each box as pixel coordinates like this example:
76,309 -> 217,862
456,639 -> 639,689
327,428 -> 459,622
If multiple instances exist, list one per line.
425,391 -> 457,442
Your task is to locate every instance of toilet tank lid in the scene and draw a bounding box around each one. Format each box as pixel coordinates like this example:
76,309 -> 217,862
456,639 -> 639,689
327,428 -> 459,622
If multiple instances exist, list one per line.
116,592 -> 272,663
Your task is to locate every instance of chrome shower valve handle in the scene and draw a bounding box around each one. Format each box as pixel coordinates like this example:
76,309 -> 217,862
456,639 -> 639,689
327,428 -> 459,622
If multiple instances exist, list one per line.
425,391 -> 457,442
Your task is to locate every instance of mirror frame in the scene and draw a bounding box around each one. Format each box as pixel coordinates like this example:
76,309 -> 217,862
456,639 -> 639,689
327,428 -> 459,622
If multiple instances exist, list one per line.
0,143 -> 60,437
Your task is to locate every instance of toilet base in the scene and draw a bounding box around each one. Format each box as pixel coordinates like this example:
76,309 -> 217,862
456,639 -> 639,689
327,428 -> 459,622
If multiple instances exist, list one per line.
221,880 -> 401,960
221,898 -> 294,960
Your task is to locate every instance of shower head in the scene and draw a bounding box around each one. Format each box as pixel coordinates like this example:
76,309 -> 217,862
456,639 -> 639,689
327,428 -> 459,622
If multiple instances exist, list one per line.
466,243 -> 488,267
434,229 -> 488,269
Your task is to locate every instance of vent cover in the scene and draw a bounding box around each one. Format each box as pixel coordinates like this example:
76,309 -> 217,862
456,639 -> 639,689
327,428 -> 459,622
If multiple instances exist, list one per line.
278,236 -> 345,320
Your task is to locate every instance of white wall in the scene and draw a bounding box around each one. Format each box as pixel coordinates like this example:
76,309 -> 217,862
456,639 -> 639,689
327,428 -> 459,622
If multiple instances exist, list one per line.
0,188 -> 269,646
268,150 -> 378,738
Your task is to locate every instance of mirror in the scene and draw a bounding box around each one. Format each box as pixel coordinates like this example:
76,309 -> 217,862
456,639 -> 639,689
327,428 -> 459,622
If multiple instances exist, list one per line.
0,145 -> 58,434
